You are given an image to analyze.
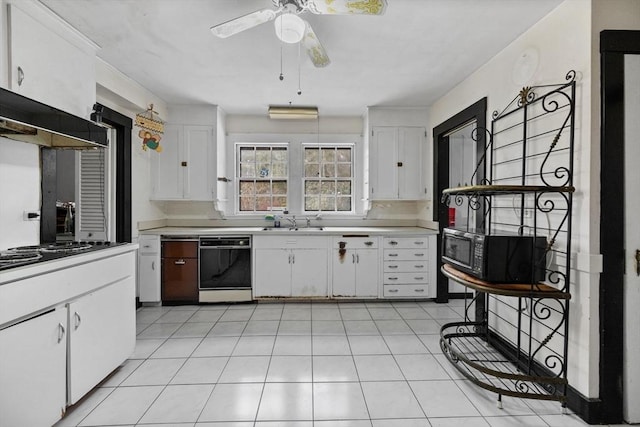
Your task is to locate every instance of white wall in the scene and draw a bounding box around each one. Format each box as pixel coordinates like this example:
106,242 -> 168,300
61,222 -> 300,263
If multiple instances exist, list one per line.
429,0 -> 596,397
0,138 -> 40,250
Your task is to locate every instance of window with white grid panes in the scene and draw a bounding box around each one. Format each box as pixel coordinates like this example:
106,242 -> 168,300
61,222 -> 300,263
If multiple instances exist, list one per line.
237,145 -> 288,212
303,146 -> 353,212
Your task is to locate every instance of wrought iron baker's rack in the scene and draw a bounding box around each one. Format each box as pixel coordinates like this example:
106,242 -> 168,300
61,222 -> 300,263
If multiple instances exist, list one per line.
439,71 -> 576,407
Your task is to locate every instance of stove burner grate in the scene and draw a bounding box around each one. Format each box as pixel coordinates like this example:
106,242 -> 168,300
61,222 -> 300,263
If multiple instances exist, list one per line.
7,245 -> 42,253
0,252 -> 43,264
41,242 -> 92,253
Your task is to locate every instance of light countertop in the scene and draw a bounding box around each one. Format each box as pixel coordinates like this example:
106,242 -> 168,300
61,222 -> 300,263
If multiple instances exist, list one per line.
139,226 -> 438,237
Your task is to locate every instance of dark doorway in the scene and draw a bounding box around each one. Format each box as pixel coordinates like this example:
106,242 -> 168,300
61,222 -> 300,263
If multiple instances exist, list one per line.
432,98 -> 487,303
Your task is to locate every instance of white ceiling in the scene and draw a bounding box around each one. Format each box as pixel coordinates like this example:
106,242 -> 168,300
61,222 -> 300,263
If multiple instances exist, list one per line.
40,0 -> 563,116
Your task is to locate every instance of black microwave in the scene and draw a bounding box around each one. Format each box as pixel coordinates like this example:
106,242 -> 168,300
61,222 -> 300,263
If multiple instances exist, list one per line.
441,228 -> 547,283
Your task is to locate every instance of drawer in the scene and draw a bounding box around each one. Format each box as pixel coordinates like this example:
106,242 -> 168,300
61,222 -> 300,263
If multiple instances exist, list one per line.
383,249 -> 428,261
384,260 -> 428,273
383,284 -> 431,298
383,237 -> 428,249
253,235 -> 329,249
332,236 -> 379,249
138,236 -> 160,254
161,241 -> 198,258
383,272 -> 429,284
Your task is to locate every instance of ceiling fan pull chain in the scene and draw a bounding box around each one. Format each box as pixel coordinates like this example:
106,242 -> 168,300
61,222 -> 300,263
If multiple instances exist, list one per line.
297,41 -> 302,95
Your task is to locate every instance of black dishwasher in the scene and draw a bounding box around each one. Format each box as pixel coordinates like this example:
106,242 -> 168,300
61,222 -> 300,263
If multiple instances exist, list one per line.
198,236 -> 252,302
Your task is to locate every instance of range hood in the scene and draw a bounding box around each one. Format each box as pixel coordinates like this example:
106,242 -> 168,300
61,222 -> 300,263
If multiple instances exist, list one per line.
0,88 -> 107,149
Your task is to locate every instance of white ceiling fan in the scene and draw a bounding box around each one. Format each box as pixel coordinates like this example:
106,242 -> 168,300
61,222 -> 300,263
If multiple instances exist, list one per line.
210,0 -> 388,68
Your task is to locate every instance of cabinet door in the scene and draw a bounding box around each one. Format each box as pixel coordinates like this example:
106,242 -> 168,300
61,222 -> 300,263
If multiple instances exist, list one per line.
355,249 -> 380,297
398,127 -> 425,199
68,278 -> 136,404
184,125 -> 214,201
371,127 -> 399,199
139,253 -> 161,302
7,3 -> 95,117
162,257 -> 199,302
0,308 -> 67,426
292,249 -> 328,297
332,249 -> 357,297
254,249 -> 291,297
151,124 -> 184,199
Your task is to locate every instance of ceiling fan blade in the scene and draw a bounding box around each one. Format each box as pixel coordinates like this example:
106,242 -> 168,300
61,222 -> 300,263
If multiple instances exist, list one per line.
308,0 -> 387,15
302,21 -> 330,68
210,9 -> 277,38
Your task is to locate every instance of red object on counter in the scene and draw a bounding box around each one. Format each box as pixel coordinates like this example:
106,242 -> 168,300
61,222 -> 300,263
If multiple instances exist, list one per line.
448,207 -> 456,227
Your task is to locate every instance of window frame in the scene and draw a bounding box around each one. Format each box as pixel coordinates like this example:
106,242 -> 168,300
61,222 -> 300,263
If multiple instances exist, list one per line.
234,142 -> 289,215
301,142 -> 356,215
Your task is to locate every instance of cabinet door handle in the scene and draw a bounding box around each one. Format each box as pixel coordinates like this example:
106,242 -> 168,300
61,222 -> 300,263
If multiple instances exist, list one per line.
292,254 -> 295,264
151,261 -> 155,270
74,312 -> 82,330
356,254 -> 360,263
389,241 -> 398,246
352,253 -> 356,264
388,277 -> 398,281
388,265 -> 398,269
181,161 -> 188,167
57,323 -> 66,343
414,288 -> 425,293
288,254 -> 291,264
636,249 -> 640,276
17,66 -> 24,86
143,244 -> 151,249
388,289 -> 399,293
364,241 -> 374,246
174,259 -> 186,265
388,253 -> 398,257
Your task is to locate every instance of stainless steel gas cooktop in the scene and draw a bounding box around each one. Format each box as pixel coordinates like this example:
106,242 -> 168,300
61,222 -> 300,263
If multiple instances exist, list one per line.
0,241 -> 121,271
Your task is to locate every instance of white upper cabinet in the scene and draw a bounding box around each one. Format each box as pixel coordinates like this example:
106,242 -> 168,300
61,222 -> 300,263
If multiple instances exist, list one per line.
150,105 -> 218,201
370,126 -> 426,200
6,1 -> 97,118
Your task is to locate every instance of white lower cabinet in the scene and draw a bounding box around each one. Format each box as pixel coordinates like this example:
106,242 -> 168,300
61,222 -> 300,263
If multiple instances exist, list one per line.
331,237 -> 379,298
0,307 -> 67,427
138,235 -> 161,303
67,278 -> 136,404
253,236 -> 329,298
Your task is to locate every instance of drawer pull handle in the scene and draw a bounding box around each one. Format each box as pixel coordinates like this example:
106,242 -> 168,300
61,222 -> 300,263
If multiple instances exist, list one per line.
388,253 -> 398,257
414,241 -> 425,245
414,253 -> 425,257
143,245 -> 151,248
388,265 -> 398,269
365,241 -> 374,246
388,289 -> 399,293
414,288 -> 425,293
414,277 -> 424,280
174,259 -> 186,265
388,277 -> 398,281
389,241 -> 398,246
415,265 -> 424,269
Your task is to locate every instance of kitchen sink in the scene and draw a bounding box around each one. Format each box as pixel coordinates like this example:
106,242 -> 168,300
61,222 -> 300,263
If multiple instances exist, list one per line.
262,226 -> 324,232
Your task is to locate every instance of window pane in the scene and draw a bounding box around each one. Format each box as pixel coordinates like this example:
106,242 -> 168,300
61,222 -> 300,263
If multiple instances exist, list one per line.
239,196 -> 255,211
271,162 -> 288,178
322,164 -> 336,178
337,197 -> 351,211
256,148 -> 270,163
240,147 -> 255,162
239,181 -> 255,195
272,148 -> 287,162
272,181 -> 287,195
320,196 -> 335,210
305,148 -> 319,163
272,196 -> 287,209
336,181 -> 351,195
337,164 -> 351,178
322,149 -> 335,162
336,148 -> 351,162
256,196 -> 272,211
321,181 -> 335,194
305,181 -> 320,194
255,181 -> 270,194
305,163 -> 320,177
240,163 -> 255,178
305,196 -> 320,211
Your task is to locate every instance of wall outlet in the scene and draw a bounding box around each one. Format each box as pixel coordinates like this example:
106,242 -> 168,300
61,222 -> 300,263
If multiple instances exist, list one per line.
23,210 -> 40,221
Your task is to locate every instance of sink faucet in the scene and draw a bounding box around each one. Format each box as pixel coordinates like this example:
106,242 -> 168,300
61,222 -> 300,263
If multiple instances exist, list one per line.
284,215 -> 296,229
305,216 -> 311,228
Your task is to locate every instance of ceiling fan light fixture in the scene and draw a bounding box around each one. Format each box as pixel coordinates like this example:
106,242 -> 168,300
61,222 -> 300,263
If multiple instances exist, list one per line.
274,13 -> 306,44
268,105 -> 318,120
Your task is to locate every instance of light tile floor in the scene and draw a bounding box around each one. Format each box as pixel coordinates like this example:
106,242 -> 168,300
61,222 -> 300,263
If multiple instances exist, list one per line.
55,300 -> 615,427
